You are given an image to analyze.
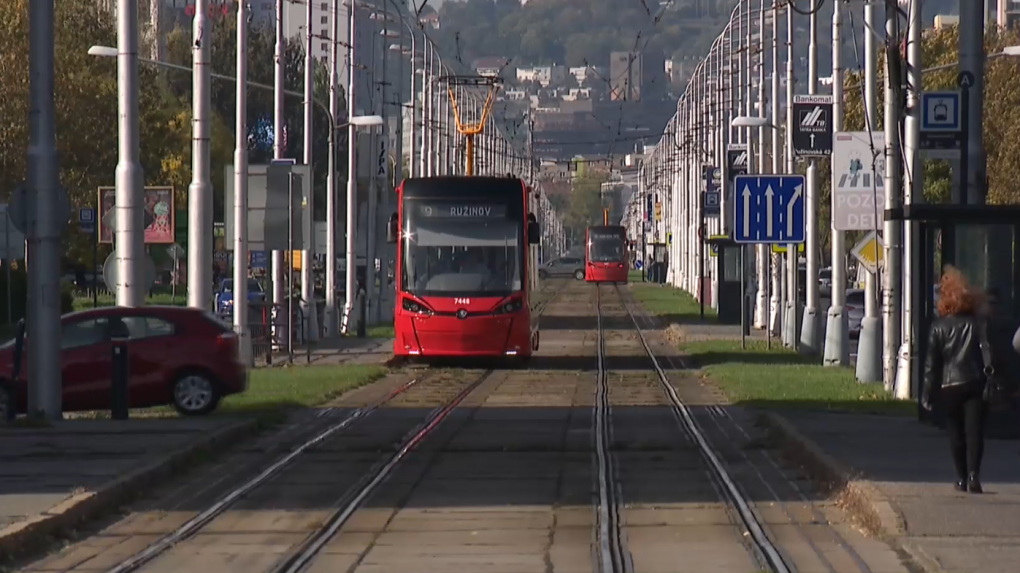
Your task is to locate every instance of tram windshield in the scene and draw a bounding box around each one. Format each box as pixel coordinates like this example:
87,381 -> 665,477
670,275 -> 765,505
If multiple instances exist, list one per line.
402,202 -> 523,297
588,233 -> 626,263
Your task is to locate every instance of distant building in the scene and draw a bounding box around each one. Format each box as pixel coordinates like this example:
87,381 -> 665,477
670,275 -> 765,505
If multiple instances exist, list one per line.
473,57 -> 510,78
568,66 -> 606,85
516,65 -> 567,87
933,14 -> 959,29
419,12 -> 441,30
1000,1 -> 1020,27
609,51 -> 666,101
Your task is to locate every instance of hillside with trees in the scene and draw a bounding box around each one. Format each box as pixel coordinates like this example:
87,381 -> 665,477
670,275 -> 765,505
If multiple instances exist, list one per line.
435,0 -> 735,72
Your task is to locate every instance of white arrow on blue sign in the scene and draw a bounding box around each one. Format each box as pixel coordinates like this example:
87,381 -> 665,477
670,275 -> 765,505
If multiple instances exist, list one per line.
734,175 -> 806,244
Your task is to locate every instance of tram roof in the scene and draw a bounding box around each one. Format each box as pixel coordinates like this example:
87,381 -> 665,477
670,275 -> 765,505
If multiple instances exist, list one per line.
401,176 -> 526,198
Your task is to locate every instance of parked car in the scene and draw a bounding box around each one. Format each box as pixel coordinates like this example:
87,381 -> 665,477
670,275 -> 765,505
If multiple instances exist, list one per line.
0,306 -> 248,419
215,278 -> 266,317
539,256 -> 586,281
847,288 -> 865,338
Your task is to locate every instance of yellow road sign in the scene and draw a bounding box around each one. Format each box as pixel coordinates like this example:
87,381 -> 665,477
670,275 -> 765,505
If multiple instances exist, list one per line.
654,202 -> 662,221
771,243 -> 806,254
851,231 -> 884,273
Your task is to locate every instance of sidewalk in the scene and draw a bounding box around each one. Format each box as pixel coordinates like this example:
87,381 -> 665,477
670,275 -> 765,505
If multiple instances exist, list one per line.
761,410 -> 1020,573
0,418 -> 255,562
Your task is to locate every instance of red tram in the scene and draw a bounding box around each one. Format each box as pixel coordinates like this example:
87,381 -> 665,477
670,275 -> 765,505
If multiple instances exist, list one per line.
584,225 -> 629,283
386,176 -> 541,359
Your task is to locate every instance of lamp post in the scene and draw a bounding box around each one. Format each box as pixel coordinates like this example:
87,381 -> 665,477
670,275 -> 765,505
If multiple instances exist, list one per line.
342,0 -> 359,334
189,0 -> 213,312
86,47 -> 381,343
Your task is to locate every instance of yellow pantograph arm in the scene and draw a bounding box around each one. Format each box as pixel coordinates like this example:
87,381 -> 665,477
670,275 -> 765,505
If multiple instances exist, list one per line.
447,84 -> 499,136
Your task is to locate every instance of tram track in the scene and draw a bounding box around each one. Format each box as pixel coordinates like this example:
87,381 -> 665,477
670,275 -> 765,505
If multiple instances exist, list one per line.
593,285 -> 631,573
20,279 -> 918,573
607,283 -> 792,573
269,370 -> 496,573
58,368 -> 489,573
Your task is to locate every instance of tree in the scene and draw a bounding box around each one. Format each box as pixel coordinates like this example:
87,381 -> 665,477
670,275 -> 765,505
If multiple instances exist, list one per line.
565,175 -> 609,233
0,0 -> 197,270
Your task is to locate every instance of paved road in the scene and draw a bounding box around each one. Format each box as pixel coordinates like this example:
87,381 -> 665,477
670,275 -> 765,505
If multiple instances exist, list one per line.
16,280 -> 914,573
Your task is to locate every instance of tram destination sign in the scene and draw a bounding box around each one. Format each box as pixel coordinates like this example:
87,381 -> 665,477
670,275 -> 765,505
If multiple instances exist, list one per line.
590,230 -> 624,241
415,202 -> 508,219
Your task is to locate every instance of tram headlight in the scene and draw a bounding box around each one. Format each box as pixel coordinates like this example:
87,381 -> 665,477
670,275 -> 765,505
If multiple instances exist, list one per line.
494,298 -> 523,315
402,297 -> 432,315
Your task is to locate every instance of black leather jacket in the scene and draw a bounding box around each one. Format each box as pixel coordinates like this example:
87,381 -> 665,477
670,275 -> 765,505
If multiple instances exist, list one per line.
923,314 -> 986,407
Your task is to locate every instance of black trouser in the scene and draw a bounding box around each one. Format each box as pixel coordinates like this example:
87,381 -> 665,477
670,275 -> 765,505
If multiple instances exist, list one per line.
942,383 -> 988,479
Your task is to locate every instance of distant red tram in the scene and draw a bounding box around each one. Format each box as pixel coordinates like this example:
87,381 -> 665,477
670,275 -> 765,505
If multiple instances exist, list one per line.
584,225 -> 629,283
386,176 -> 541,360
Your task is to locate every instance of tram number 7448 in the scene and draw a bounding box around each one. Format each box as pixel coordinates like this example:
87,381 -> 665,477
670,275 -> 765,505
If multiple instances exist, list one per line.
454,298 -> 471,305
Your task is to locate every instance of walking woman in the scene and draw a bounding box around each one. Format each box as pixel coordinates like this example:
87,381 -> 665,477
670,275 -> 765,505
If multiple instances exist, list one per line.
922,267 -> 994,493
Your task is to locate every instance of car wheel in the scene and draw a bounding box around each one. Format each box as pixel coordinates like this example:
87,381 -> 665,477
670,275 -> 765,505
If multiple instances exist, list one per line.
172,372 -> 221,416
574,270 -> 584,281
538,269 -> 548,280
0,383 -> 14,422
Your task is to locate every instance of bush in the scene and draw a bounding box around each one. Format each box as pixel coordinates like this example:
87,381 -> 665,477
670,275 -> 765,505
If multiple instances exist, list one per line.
0,265 -> 75,324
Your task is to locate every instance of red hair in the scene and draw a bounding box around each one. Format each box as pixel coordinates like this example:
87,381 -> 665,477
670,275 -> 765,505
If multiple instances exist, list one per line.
937,266 -> 983,317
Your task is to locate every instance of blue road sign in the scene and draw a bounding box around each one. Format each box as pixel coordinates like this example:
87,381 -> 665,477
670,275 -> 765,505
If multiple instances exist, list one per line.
703,190 -> 721,217
78,207 -> 95,233
250,250 -> 268,269
921,92 -> 960,131
734,175 -> 806,244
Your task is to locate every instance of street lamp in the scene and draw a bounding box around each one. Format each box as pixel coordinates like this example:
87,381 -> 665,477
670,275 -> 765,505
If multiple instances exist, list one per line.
88,45 -> 382,337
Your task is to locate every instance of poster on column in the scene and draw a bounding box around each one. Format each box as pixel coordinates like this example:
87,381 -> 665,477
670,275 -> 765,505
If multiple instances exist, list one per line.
831,131 -> 886,231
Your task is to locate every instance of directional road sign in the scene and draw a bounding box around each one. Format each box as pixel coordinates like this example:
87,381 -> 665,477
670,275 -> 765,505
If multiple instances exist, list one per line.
920,91 -> 962,159
793,94 -> 834,158
733,175 -> 806,244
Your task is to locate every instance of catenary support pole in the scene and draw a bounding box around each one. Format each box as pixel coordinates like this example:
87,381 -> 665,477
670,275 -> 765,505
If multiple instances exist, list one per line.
897,0 -> 923,398
26,0 -> 63,419
114,0 -> 144,309
272,0 -> 286,326
769,0 -> 781,337
325,0 -> 341,337
754,0 -> 768,331
857,0 -> 883,383
188,0 -> 213,311
233,0 -> 250,363
301,0 -> 319,342
824,0 -> 850,366
342,0 -> 359,333
882,1 -> 904,391
800,0 -> 821,355
783,0 -> 798,349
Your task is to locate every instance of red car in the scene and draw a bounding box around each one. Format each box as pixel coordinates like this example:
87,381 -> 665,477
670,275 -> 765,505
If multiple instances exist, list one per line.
0,306 -> 248,418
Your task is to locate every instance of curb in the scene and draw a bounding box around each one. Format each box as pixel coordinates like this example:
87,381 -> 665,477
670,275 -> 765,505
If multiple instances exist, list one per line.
0,418 -> 258,563
755,411 -> 906,538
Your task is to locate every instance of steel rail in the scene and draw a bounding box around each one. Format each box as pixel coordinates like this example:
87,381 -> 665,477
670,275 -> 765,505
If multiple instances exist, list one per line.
594,284 -> 631,573
100,374 -> 428,573
616,285 -> 793,573
271,369 -> 495,573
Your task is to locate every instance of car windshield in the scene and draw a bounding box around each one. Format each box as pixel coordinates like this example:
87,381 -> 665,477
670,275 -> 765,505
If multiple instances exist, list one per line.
403,202 -> 522,297
588,235 -> 625,262
847,292 -> 865,306
221,279 -> 262,294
